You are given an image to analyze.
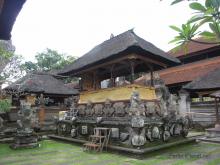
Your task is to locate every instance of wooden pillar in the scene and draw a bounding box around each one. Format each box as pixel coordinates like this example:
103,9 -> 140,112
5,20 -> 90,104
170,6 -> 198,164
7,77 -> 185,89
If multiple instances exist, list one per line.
110,65 -> 115,87
150,69 -> 154,87
130,61 -> 135,83
215,97 -> 220,124
93,71 -> 96,90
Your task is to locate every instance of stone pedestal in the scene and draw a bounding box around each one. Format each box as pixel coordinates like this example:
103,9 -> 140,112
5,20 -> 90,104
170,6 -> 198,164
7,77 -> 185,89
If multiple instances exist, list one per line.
10,130 -> 39,149
206,124 -> 220,138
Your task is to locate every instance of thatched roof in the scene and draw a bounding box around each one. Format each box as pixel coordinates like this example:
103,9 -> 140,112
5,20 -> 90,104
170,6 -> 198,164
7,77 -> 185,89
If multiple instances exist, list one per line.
183,67 -> 220,91
0,0 -> 26,40
168,38 -> 220,58
210,90 -> 220,98
59,30 -> 180,75
4,72 -> 78,95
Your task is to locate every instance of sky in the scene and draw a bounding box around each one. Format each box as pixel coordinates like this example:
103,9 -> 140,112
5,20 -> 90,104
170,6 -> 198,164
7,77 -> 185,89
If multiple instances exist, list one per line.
11,0 -> 193,61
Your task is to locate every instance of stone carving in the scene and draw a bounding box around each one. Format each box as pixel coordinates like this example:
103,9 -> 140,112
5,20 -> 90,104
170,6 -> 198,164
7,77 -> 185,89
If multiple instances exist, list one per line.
85,101 -> 94,117
78,105 -> 86,117
151,126 -> 160,139
129,91 -> 143,116
162,130 -> 170,142
155,79 -> 170,116
69,101 -> 78,120
103,99 -> 114,117
114,102 -> 126,117
145,102 -> 156,116
131,116 -> 144,128
54,75 -> 192,149
131,128 -> 146,147
168,94 -> 179,115
71,127 -> 77,138
81,125 -> 88,135
93,104 -> 103,117
10,102 -> 39,149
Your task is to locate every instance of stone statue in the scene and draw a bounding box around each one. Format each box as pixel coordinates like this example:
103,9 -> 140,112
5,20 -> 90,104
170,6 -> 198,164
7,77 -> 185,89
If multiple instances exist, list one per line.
10,101 -> 39,149
69,101 -> 78,118
129,91 -> 145,116
17,102 -> 33,132
168,94 -> 179,116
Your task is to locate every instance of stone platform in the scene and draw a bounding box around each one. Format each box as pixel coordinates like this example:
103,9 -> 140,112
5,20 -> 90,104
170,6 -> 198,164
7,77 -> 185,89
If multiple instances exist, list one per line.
206,124 -> 220,138
10,142 -> 39,149
48,135 -> 196,154
197,125 -> 220,143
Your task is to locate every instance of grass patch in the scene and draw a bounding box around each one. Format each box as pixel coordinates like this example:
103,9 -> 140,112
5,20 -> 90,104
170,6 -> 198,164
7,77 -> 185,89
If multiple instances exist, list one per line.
0,140 -> 220,165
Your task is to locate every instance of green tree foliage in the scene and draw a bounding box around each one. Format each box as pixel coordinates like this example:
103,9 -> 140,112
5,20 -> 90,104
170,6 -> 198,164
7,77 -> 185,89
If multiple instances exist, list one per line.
170,0 -> 220,48
22,48 -> 76,72
0,44 -> 14,75
0,99 -> 11,113
0,43 -> 23,83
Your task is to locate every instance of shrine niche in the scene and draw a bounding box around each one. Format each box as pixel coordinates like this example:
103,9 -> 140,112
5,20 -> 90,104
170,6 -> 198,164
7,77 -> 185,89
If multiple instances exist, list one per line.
55,30 -> 192,152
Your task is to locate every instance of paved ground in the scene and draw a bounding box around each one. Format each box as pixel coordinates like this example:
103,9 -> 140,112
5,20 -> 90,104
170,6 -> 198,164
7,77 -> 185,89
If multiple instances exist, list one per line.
0,140 -> 220,165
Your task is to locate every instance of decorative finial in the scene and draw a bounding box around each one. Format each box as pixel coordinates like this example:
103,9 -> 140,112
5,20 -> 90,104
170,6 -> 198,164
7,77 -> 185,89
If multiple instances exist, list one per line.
110,33 -> 114,38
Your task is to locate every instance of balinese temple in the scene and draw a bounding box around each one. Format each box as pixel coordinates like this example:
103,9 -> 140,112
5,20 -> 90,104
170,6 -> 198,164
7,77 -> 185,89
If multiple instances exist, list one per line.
183,68 -> 220,138
4,72 -> 78,122
184,67 -> 220,95
5,72 -> 78,106
136,38 -> 220,96
55,30 -> 192,150
134,38 -> 220,127
59,30 -> 180,94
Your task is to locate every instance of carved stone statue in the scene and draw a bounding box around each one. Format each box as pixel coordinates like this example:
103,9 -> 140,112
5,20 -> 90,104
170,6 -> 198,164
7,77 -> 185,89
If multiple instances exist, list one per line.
129,91 -> 145,116
168,94 -> 179,116
10,102 -> 39,149
69,100 -> 78,118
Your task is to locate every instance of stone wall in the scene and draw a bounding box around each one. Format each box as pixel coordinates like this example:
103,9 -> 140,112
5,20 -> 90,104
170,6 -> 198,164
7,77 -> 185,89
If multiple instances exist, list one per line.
8,106 -> 66,122
191,102 -> 217,128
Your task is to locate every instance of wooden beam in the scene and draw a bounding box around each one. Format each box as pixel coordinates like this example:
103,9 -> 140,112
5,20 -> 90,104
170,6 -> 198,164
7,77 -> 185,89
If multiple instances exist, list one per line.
135,55 -> 168,68
71,53 -> 167,76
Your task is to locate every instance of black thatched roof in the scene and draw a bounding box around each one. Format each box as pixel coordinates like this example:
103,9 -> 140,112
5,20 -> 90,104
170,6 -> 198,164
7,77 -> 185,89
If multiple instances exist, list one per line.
59,30 -> 180,75
183,67 -> 220,91
210,90 -> 220,98
4,72 -> 78,95
0,0 -> 26,40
